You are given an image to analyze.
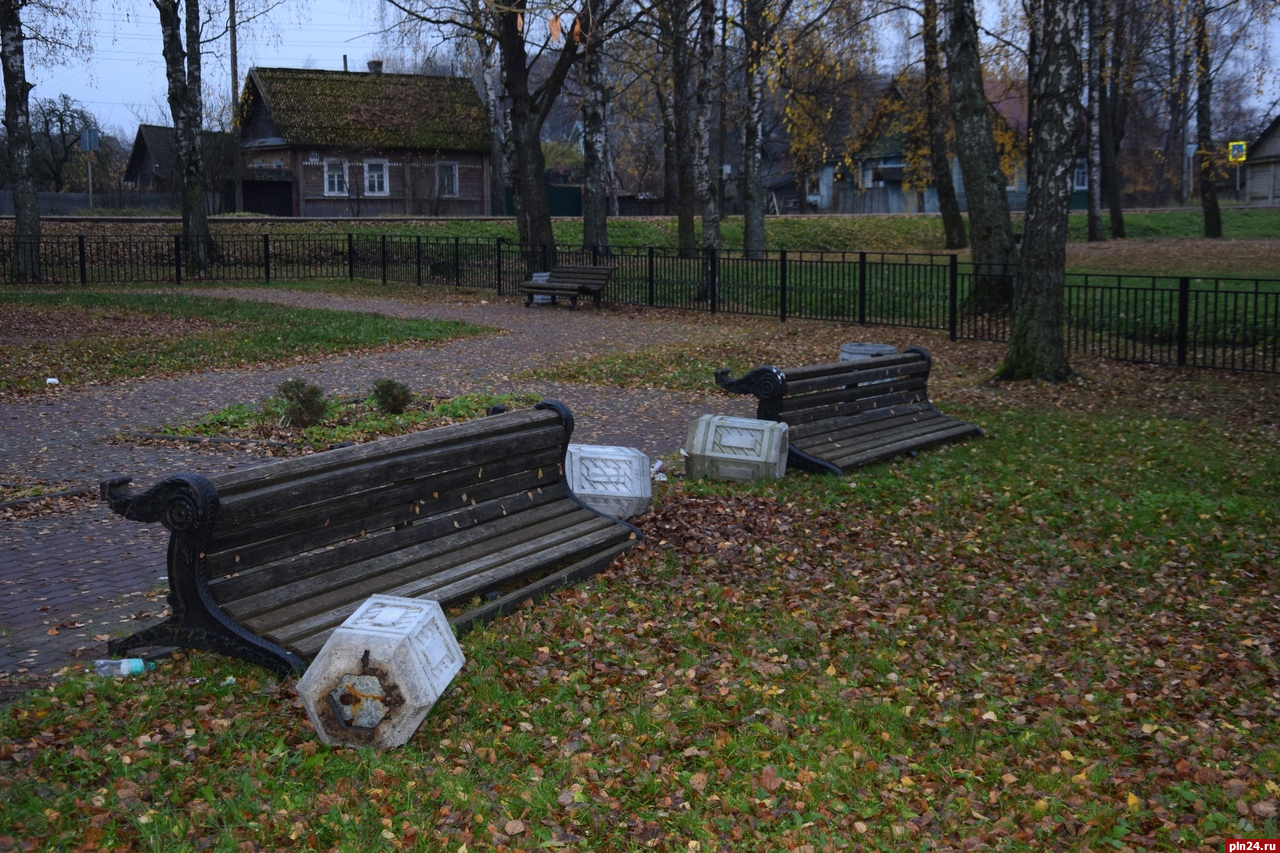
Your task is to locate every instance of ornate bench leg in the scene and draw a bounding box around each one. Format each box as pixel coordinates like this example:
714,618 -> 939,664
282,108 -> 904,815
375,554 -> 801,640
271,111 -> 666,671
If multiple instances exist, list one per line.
525,292 -> 534,307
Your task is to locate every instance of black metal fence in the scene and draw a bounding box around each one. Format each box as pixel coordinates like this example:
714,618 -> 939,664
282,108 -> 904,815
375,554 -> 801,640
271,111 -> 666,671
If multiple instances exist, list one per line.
2,234 -> 1277,374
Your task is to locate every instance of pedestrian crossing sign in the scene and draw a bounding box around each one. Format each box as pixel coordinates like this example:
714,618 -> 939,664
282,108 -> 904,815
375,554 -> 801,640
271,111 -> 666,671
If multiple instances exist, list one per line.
1228,141 -> 1247,162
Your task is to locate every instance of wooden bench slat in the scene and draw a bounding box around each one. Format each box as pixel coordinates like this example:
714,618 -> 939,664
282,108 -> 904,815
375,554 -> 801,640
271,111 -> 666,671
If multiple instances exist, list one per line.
786,401 -> 936,440
778,380 -> 930,423
819,422 -> 984,469
794,410 -> 976,453
292,538 -> 635,658
206,446 -> 565,568
213,425 -> 565,529
209,481 -> 572,601
715,348 -> 981,474
221,498 -> 592,622
255,514 -> 627,651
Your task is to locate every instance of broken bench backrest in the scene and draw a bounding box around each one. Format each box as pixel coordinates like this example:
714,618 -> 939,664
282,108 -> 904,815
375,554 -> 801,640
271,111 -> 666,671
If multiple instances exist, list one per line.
102,402 -> 640,673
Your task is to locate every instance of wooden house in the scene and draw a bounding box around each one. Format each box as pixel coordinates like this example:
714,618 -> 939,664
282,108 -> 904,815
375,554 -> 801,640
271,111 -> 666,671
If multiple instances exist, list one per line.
237,64 -> 492,217
1244,115 -> 1280,206
122,124 -> 238,211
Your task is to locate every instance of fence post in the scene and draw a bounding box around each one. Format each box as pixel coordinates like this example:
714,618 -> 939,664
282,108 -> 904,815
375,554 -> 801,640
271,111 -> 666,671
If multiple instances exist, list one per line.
707,246 -> 718,315
263,234 -> 271,284
1177,276 -> 1190,367
858,251 -> 867,324
347,234 -> 355,281
174,235 -> 182,286
495,237 -> 504,296
647,247 -> 655,307
78,236 -> 87,285
592,244 -> 600,267
454,236 -> 461,289
779,249 -> 788,323
949,254 -> 959,342
416,236 -> 422,288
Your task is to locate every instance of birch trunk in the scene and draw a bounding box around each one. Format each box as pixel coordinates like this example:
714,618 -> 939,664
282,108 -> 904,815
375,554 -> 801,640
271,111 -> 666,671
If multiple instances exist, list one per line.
1,0 -> 40,281
1086,0 -> 1104,242
581,41 -> 611,253
692,0 -> 720,300
923,0 -> 966,250
481,44 -> 506,215
1194,0 -> 1221,238
156,0 -> 211,274
997,0 -> 1083,382
945,0 -> 1016,312
741,0 -> 766,258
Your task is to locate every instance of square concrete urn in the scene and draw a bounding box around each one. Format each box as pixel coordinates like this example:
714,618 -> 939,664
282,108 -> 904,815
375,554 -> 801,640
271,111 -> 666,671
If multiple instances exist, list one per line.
296,595 -> 465,748
566,443 -> 652,519
684,415 -> 788,482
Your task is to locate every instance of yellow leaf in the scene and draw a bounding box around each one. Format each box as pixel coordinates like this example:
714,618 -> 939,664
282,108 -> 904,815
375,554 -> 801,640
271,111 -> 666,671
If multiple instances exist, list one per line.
1127,792 -> 1141,811
1072,771 -> 1089,784
825,663 -> 836,676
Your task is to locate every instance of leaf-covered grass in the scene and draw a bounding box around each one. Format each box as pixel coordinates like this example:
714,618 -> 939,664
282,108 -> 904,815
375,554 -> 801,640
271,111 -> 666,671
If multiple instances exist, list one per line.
0,290 -> 491,395
2,355 -> 1277,851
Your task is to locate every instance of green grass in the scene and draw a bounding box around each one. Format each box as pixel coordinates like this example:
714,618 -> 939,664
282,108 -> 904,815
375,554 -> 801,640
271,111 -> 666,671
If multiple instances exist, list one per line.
0,291 -> 491,394
1,385 -> 1277,850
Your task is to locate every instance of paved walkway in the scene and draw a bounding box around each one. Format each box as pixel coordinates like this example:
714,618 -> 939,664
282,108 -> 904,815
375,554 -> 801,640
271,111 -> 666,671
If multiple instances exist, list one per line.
0,291 -> 754,681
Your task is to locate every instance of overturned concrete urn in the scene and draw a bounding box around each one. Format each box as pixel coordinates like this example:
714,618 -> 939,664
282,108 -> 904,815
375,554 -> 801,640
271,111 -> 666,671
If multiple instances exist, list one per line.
296,595 -> 465,748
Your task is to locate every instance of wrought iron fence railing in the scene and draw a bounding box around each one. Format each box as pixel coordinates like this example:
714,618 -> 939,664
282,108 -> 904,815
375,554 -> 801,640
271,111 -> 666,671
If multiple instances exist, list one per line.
2,234 -> 1276,374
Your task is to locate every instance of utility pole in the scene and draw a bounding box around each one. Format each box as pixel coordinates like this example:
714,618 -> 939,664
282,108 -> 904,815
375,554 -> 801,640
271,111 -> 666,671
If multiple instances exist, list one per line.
230,0 -> 244,213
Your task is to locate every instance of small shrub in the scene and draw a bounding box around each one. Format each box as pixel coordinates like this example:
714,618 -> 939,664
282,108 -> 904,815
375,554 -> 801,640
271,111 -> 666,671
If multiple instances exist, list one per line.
276,378 -> 329,427
370,378 -> 414,415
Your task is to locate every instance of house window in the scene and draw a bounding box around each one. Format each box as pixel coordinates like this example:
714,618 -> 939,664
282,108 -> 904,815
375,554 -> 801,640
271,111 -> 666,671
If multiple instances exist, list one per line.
437,162 -> 459,198
1073,159 -> 1089,191
365,159 -> 389,196
325,160 -> 348,196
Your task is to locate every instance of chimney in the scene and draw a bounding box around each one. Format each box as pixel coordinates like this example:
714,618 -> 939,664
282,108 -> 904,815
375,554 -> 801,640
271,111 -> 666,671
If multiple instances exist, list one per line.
367,60 -> 383,75
343,55 -> 348,72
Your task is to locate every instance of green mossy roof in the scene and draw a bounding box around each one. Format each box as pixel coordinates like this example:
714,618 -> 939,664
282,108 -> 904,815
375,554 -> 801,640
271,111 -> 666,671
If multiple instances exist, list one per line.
244,67 -> 490,152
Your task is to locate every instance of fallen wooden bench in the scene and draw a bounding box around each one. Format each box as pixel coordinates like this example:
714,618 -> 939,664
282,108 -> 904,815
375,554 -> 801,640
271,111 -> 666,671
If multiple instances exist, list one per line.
519,265 -> 614,309
715,347 -> 982,474
100,402 -> 640,675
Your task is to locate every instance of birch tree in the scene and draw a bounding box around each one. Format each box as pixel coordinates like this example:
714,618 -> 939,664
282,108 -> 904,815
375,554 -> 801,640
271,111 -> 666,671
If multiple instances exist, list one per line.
155,0 -> 212,273
995,0 -> 1083,382
0,0 -> 90,280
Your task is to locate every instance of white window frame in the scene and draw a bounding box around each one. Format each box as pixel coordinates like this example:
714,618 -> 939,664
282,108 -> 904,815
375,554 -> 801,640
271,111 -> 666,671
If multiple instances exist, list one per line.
1073,158 -> 1089,191
324,160 -> 348,197
437,161 -> 459,198
365,159 -> 389,196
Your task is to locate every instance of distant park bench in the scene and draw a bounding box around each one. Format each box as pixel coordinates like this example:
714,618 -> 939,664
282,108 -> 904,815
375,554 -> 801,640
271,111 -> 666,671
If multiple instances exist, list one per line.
100,402 -> 640,675
519,265 -> 615,309
715,347 -> 982,474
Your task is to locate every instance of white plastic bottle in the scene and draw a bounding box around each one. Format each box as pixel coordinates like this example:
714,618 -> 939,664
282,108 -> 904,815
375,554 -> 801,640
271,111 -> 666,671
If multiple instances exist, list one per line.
93,658 -> 155,677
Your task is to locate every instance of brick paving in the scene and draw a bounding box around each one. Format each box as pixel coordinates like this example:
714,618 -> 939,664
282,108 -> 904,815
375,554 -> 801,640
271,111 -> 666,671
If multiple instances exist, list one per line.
0,291 -> 755,682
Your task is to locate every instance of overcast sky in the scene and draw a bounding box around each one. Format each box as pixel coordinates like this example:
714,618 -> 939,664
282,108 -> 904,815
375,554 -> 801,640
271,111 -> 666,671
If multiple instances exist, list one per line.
23,2 -> 1280,144
30,0 -> 391,137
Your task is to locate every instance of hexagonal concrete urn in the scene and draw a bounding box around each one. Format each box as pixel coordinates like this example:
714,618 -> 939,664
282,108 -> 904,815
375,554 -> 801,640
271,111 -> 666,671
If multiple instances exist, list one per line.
296,595 -> 465,748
